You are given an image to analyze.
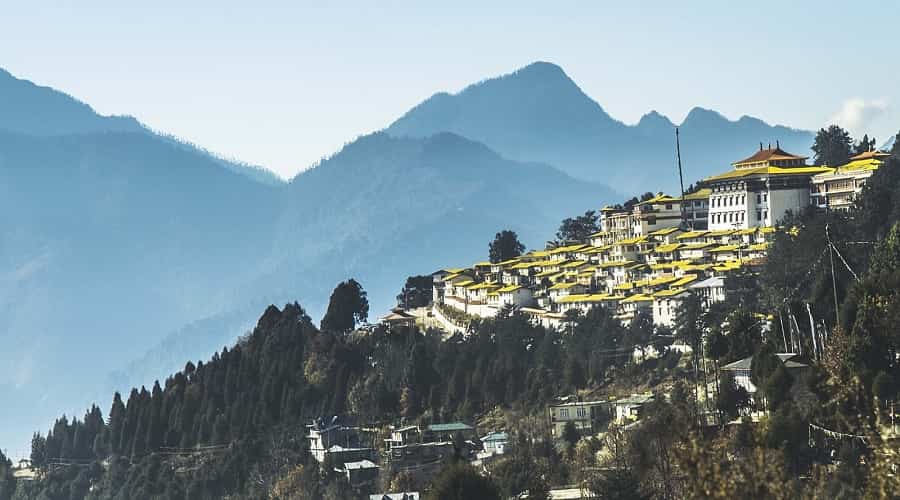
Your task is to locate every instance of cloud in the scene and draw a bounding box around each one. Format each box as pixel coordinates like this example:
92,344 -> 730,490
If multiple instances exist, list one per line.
829,98 -> 889,135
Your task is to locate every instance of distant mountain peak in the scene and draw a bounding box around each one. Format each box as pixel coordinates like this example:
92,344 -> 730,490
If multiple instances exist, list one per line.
0,66 -> 143,135
512,60 -> 568,78
682,106 -> 729,125
638,110 -> 675,128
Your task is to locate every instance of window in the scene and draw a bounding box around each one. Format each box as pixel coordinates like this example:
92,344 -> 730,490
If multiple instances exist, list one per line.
763,193 -> 768,202
741,195 -> 745,205
665,203 -> 673,210
740,212 -> 745,221
576,407 -> 587,418
763,210 -> 768,220
560,408 -> 569,418
756,194 -> 761,204
756,209 -> 761,221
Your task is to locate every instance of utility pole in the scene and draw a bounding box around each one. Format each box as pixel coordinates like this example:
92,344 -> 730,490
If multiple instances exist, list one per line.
676,128 -> 689,229
826,224 -> 840,325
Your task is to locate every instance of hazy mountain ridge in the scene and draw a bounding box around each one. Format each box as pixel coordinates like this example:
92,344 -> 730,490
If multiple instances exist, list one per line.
0,67 -> 617,454
387,61 -> 815,192
0,60 -> 821,455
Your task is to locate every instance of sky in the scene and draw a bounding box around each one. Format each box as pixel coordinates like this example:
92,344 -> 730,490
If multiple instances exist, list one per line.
1,1 -> 898,179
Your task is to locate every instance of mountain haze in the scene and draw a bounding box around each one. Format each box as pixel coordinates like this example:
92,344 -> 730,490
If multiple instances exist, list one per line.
0,67 -> 614,455
387,61 -> 815,193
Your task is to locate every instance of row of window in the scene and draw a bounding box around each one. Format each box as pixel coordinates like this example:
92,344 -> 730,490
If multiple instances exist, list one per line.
712,195 -> 743,208
712,212 -> 746,224
713,192 -> 770,208
558,407 -> 588,418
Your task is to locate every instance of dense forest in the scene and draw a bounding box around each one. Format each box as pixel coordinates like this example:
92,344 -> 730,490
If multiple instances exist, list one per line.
4,130 -> 900,499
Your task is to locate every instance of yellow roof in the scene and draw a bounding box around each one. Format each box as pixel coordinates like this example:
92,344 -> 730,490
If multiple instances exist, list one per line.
494,258 -> 521,267
534,269 -> 559,277
681,188 -> 712,200
558,293 -> 613,304
616,236 -> 648,245
444,267 -> 466,274
705,229 -> 736,237
683,263 -> 714,271
474,261 -> 493,268
758,226 -> 776,234
648,227 -> 682,236
589,231 -> 609,238
469,282 -> 501,291
748,242 -> 770,251
621,294 -> 653,303
549,244 -> 588,254
734,228 -> 758,236
670,274 -> 698,287
549,282 -> 582,290
680,242 -> 714,250
653,288 -> 690,298
637,193 -> 679,205
676,231 -> 708,240
598,260 -> 634,269
528,250 -> 551,258
705,165 -> 831,182
615,282 -> 636,291
646,276 -> 679,287
497,285 -> 522,293
709,244 -> 741,253
820,157 -> 883,174
654,243 -> 682,253
454,279 -> 474,287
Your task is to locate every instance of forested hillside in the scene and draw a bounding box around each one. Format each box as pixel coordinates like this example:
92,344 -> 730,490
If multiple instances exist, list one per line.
8,151 -> 900,499
0,67 -> 616,456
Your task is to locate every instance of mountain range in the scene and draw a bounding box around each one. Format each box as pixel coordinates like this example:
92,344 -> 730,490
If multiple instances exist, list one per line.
387,62 -> 815,193
0,61 -> 816,455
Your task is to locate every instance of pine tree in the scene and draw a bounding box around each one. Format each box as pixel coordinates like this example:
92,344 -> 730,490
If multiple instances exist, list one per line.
488,230 -> 525,263
321,279 -> 369,334
812,125 -> 853,166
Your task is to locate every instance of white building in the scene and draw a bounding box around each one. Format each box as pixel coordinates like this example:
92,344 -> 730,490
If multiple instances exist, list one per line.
706,144 -> 830,230
810,150 -> 890,211
689,276 -> 726,307
548,399 -> 611,436
480,431 -> 510,456
612,394 -> 654,422
652,288 -> 690,329
721,353 -> 808,405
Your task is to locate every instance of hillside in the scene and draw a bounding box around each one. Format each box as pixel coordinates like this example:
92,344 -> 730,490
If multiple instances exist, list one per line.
14,151 -> 900,498
0,129 -> 286,456
386,61 -> 815,193
0,68 -> 616,456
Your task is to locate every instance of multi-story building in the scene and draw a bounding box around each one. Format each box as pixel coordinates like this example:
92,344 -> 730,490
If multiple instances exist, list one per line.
682,188 -> 711,230
306,418 -> 374,466
810,150 -> 891,211
631,193 -> 684,237
706,144 -> 830,230
599,206 -> 633,242
548,399 -> 611,436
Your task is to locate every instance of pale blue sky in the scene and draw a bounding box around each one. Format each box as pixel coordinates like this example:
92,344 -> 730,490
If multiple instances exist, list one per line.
2,1 -> 897,178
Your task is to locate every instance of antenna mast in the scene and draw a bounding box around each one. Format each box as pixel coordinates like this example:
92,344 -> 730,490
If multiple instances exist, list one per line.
676,128 -> 689,229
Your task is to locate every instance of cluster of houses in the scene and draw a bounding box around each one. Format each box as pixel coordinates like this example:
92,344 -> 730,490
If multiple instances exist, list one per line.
547,393 -> 656,437
429,146 -> 891,331
306,417 -> 509,495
